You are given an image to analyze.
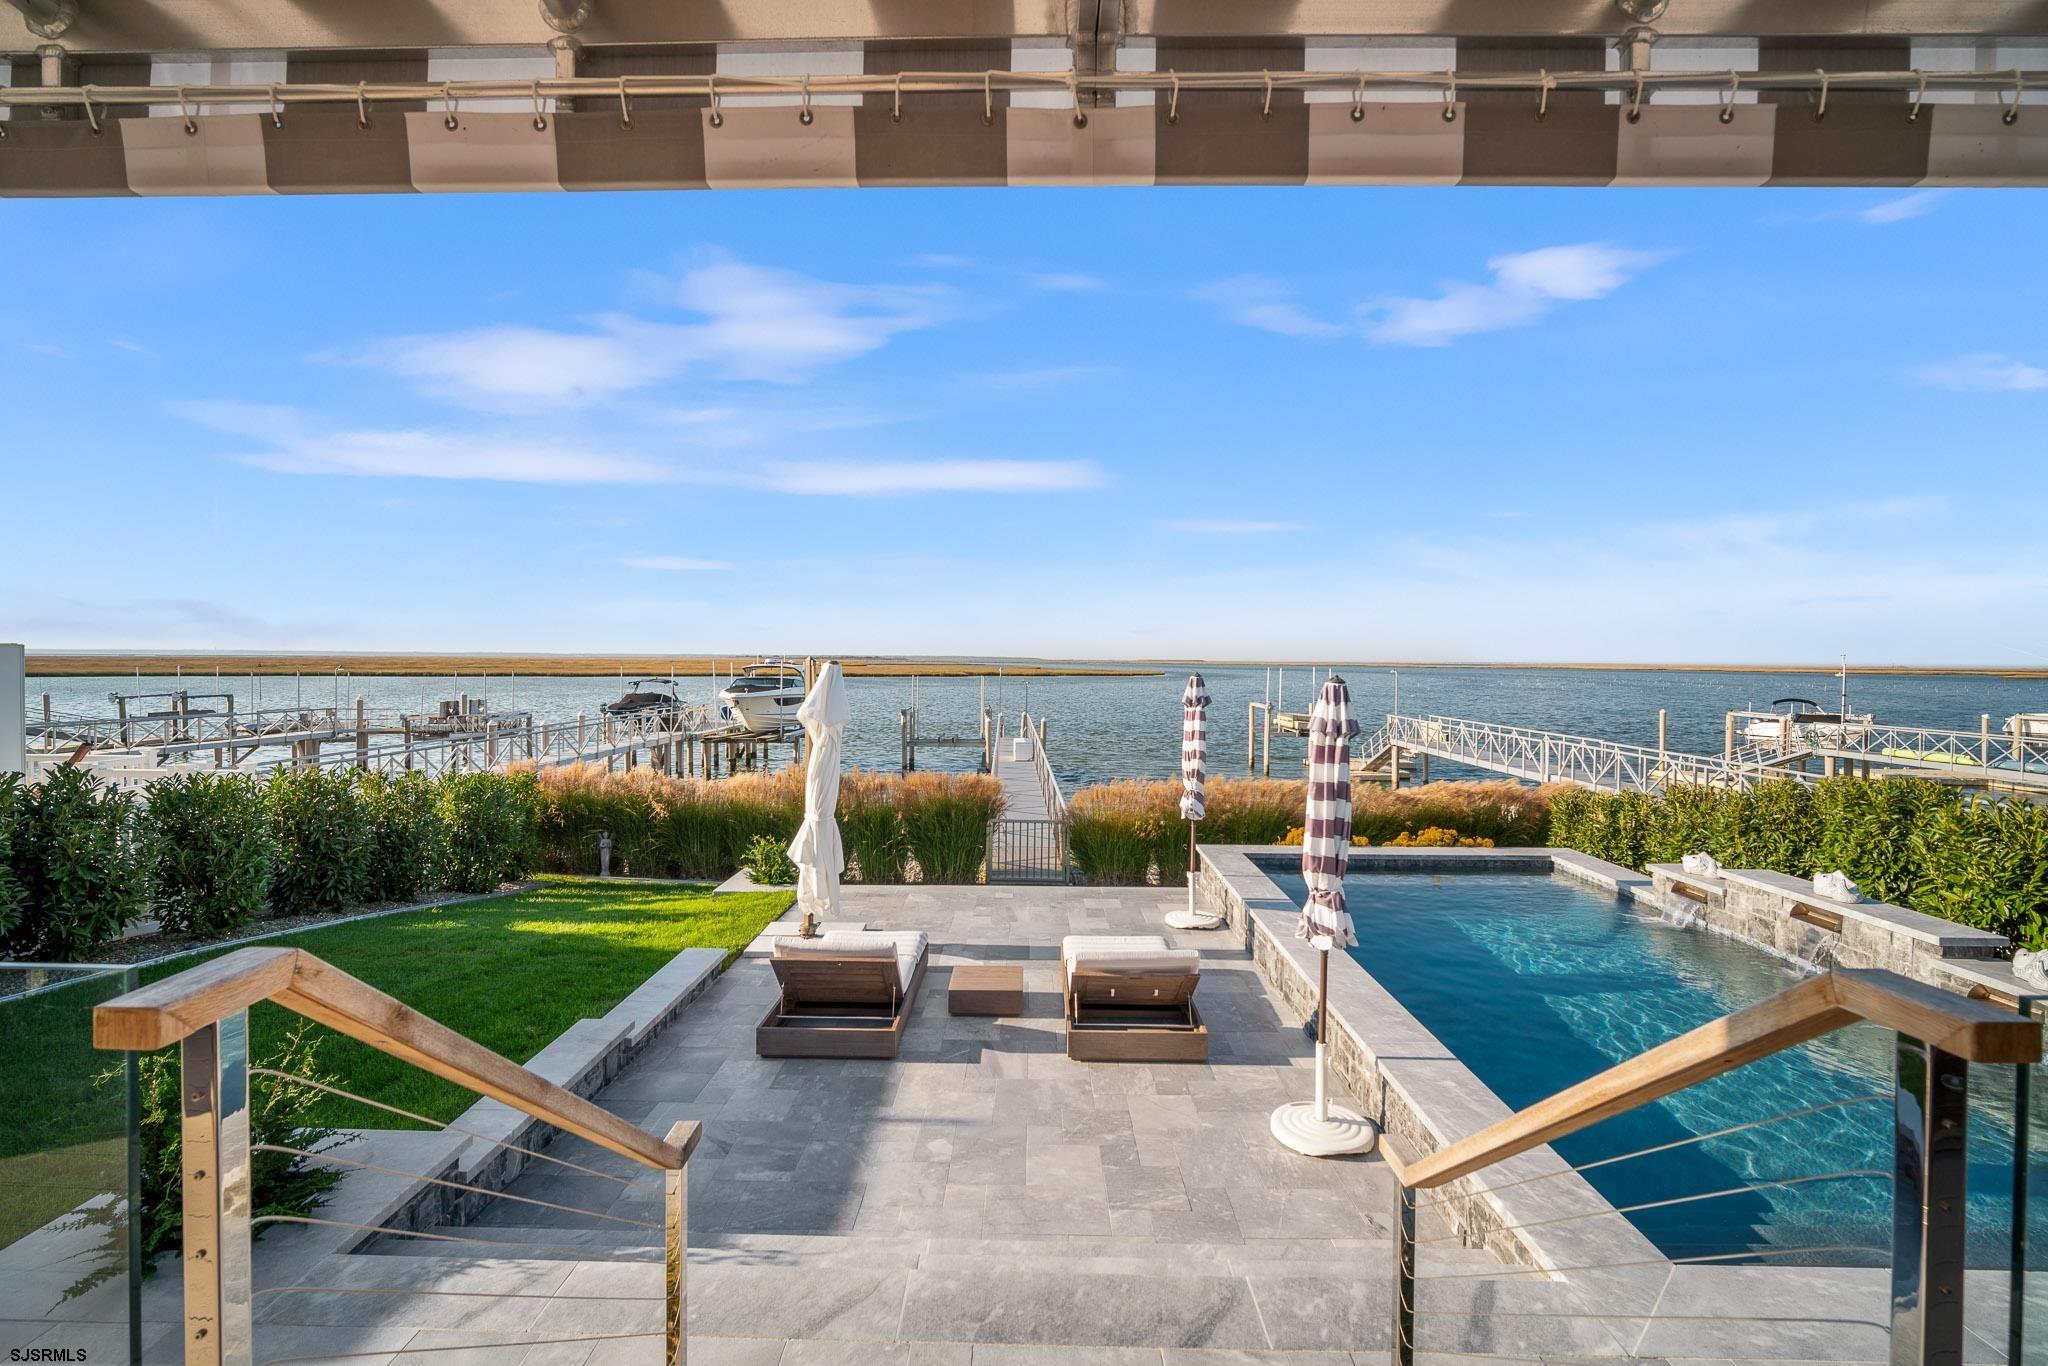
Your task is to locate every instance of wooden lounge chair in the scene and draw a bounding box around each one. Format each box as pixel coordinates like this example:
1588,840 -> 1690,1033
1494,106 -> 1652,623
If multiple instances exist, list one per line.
756,930 -> 930,1059
1060,934 -> 1207,1063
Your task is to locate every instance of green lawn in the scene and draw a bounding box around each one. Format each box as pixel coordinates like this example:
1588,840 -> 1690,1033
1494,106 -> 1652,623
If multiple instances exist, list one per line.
1,877 -> 790,1241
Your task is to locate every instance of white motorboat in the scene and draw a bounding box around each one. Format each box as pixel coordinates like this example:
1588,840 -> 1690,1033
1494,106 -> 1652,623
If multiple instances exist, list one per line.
718,661 -> 808,734
1740,697 -> 1875,749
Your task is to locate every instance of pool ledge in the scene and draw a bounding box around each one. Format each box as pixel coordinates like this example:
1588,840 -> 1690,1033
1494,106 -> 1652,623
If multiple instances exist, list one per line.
1194,844 -> 1670,1291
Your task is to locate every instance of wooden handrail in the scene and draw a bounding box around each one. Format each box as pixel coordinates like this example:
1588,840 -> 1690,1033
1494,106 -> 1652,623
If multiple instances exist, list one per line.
1389,967 -> 2038,1191
95,946 -> 696,1172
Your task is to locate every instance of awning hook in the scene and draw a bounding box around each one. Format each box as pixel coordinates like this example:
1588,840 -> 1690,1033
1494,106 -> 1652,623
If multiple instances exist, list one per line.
355,80 -> 370,129
531,79 -> 547,131
1908,70 -> 1927,123
177,86 -> 197,135
268,83 -> 284,129
1352,72 -> 1366,122
1167,70 -> 1180,125
981,70 -> 992,125
708,73 -> 723,128
798,74 -> 813,126
1442,70 -> 1457,122
1070,70 -> 1086,128
891,70 -> 903,124
2001,68 -> 2024,125
1261,69 -> 1273,120
618,77 -> 632,129
1812,69 -> 1829,122
1536,69 -> 1553,121
442,82 -> 459,131
1626,72 -> 1645,124
81,83 -> 101,134
1719,70 -> 1739,124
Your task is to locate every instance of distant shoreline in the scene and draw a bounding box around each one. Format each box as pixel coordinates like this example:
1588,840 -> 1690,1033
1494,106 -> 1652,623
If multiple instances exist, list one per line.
24,653 -> 1159,679
1143,661 -> 2048,679
22,653 -> 2046,680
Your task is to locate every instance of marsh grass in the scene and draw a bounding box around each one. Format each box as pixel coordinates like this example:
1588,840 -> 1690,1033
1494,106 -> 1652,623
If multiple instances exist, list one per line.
526,764 -> 996,883
1068,777 -> 1561,885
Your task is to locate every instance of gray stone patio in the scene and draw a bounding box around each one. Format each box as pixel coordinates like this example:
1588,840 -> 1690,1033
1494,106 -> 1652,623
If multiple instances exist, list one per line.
350,884 -> 1527,1362
127,881 -> 2020,1366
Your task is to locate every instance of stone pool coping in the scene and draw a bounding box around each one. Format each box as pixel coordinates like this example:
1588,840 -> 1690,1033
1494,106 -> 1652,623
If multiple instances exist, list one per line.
1192,844 -> 1673,1286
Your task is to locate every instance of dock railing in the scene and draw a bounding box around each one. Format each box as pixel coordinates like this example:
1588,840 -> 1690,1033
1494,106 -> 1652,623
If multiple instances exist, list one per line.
1383,968 -> 2041,1366
1365,713 -> 1805,794
92,948 -> 702,1366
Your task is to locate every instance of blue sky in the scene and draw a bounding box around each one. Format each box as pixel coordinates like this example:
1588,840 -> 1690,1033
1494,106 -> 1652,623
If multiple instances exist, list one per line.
1,183 -> 2043,664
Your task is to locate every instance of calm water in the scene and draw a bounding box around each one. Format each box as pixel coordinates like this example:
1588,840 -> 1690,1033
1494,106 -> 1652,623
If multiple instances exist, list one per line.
27,665 -> 2048,787
1264,867 -> 2042,1265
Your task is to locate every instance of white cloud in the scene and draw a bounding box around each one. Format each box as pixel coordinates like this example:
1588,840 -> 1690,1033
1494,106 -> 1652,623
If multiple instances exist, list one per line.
1198,246 -> 1663,349
1913,352 -> 2048,393
972,365 -> 1119,391
1028,272 -> 1109,293
1364,244 -> 1667,347
1168,519 -> 1306,535
763,460 -> 1104,496
623,556 -> 732,572
1859,190 -> 1948,224
353,256 -> 953,409
1193,277 -> 1348,339
176,404 -> 673,484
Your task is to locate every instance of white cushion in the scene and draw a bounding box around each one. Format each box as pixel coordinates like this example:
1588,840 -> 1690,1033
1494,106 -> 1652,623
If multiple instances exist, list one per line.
774,930 -> 928,992
1061,934 -> 1168,969
1067,946 -> 1200,976
775,934 -> 892,958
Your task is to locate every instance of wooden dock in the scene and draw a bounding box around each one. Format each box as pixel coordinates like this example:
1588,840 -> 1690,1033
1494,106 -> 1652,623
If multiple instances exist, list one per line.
986,713 -> 1067,883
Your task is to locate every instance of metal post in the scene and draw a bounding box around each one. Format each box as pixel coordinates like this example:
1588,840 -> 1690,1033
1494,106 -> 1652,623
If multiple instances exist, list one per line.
1982,715 -> 1993,771
1891,1034 -> 1968,1366
0,643 -> 23,775
664,1151 -> 687,1366
1658,708 -> 1667,755
2009,1001 -> 2037,1366
1393,1183 -> 1417,1366
1724,713 -> 1736,759
1389,743 -> 1401,790
180,1012 -> 253,1366
354,698 -> 368,769
1262,704 -> 1273,777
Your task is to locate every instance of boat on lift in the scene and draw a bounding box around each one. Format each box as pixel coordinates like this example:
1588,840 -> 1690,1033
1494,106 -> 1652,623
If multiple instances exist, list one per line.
717,661 -> 809,734
603,677 -> 684,717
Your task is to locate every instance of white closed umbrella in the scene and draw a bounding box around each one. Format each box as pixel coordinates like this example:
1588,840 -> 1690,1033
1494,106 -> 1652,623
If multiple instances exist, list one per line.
1271,675 -> 1379,1157
787,661 -> 849,936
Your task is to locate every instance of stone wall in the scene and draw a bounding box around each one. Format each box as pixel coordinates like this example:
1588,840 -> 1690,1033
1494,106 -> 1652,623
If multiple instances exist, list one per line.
1644,863 -> 2009,980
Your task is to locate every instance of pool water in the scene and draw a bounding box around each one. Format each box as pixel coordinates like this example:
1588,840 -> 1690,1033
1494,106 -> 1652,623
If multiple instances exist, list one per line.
1265,866 -> 2041,1266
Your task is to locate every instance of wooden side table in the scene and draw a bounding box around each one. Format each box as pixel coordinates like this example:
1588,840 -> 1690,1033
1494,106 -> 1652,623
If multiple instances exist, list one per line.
948,964 -> 1025,1017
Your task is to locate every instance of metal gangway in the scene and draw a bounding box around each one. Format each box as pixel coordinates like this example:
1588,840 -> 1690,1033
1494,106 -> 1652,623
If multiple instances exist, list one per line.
1356,714 -> 1814,795
986,710 -> 1070,883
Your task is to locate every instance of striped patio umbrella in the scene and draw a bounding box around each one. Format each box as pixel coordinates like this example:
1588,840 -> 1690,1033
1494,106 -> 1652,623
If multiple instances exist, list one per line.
1166,673 -> 1219,930
1271,674 -> 1377,1157
1298,675 -> 1359,948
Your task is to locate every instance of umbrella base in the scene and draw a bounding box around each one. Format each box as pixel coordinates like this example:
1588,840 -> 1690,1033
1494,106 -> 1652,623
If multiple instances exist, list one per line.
1164,909 -> 1224,930
1269,1101 -> 1379,1157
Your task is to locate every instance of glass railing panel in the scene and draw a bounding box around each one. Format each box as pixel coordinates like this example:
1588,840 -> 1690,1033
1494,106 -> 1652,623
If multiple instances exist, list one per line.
0,962 -> 140,1366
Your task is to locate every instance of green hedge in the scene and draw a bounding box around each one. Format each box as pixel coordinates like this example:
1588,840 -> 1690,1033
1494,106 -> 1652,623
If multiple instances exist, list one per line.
0,767 -> 539,960
1549,777 -> 2048,950
4,766 -> 147,960
146,774 -> 274,937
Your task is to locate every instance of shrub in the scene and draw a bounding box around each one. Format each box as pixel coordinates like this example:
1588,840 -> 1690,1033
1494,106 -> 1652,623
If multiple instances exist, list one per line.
6,765 -> 146,959
1912,796 -> 2048,949
1279,826 -> 1371,847
0,773 -> 24,947
1388,827 -> 1495,848
264,769 -> 371,917
900,771 -> 1002,883
738,833 -> 797,885
838,770 -> 908,884
1550,776 -> 2048,948
120,1022 -> 341,1272
145,774 -> 273,937
438,772 -> 534,893
359,772 -> 446,903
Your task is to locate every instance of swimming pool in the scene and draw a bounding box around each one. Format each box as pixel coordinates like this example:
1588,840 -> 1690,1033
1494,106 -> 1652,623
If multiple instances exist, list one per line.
1263,864 -> 2040,1265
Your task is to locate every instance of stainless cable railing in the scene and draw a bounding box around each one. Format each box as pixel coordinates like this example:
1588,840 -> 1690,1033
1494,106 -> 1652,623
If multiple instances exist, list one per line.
92,947 -> 701,1366
1384,970 -> 2041,1366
